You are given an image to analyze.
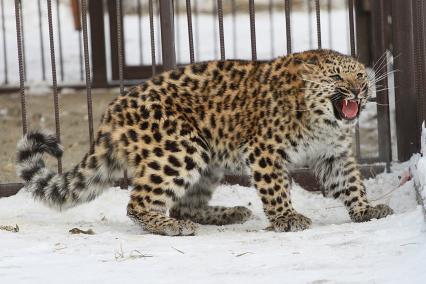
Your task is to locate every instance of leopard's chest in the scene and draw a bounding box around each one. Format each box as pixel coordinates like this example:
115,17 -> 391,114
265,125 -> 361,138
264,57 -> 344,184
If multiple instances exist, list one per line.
285,128 -> 344,167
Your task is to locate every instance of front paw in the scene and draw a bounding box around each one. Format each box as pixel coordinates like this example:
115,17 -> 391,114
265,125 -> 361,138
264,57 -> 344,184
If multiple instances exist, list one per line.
271,212 -> 312,232
350,204 -> 394,222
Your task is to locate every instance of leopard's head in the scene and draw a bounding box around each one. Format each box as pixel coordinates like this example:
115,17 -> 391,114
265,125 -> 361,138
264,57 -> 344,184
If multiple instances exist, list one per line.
297,49 -> 370,127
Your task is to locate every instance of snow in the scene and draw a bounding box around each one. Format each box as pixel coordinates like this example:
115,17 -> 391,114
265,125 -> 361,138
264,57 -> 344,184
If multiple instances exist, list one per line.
1,164 -> 426,283
410,122 -> 426,206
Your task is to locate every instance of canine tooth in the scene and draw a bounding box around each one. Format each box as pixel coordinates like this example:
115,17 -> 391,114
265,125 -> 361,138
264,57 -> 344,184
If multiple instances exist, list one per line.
344,99 -> 348,106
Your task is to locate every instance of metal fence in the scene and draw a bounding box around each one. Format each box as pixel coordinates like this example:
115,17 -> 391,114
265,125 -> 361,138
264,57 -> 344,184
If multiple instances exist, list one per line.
1,0 -> 424,197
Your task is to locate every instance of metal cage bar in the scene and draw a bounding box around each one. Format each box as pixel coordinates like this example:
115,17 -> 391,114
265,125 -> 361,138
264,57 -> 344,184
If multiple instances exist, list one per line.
285,0 -> 292,54
315,0 -> 322,49
212,0 -> 218,59
348,0 -> 361,160
159,0 -> 176,70
46,0 -> 63,173
307,0 -> 313,49
185,0 -> 195,63
217,0 -> 225,61
249,0 -> 257,60
81,0 -> 95,153
19,0 -> 27,81
149,0 -> 157,75
371,0 -> 392,171
14,0 -> 27,135
174,0 -> 180,63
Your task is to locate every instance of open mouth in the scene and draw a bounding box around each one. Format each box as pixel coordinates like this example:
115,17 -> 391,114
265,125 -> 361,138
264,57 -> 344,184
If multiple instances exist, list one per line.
332,98 -> 360,121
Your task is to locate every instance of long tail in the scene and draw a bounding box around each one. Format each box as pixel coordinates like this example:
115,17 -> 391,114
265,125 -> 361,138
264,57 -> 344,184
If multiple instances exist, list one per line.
16,130 -> 120,210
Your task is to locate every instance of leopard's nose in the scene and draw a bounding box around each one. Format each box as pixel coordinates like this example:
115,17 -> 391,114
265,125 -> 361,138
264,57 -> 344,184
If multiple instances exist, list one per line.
351,88 -> 361,97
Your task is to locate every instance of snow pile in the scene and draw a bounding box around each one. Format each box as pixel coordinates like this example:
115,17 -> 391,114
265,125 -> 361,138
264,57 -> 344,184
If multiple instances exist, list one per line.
1,165 -> 425,283
409,122 -> 426,207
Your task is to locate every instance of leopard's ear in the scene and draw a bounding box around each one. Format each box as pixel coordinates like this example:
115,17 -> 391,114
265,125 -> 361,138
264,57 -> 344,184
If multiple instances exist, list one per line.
305,56 -> 320,66
293,54 -> 319,67
298,56 -> 320,75
293,58 -> 304,65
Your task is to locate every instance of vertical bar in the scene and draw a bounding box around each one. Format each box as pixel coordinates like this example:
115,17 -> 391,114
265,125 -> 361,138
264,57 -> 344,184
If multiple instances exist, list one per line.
413,0 -> 426,154
19,1 -> 26,81
156,1 -> 162,64
391,0 -> 417,160
249,0 -> 257,60
81,0 -> 94,152
149,0 -> 157,75
307,0 -> 313,49
175,0 -> 181,63
354,0 -> 372,65
46,0 -> 62,174
56,0 -> 64,81
285,0 -> 291,54
348,0 -> 356,56
107,0 -> 121,81
212,0 -> 218,59
14,0 -> 27,135
269,0 -> 274,57
116,0 -> 128,189
315,0 -> 322,49
185,0 -> 195,63
137,0 -> 143,65
327,0 -> 332,49
89,0 -> 107,86
217,0 -> 225,60
1,0 -> 7,84
194,0 -> 200,60
159,0 -> 176,70
348,0 -> 360,160
231,0 -> 237,58
371,0 -> 392,170
78,29 -> 84,81
116,0 -> 124,95
37,0 -> 46,81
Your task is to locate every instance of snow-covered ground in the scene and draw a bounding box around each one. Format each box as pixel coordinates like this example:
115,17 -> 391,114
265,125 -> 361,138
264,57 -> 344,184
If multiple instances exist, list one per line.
1,163 -> 425,283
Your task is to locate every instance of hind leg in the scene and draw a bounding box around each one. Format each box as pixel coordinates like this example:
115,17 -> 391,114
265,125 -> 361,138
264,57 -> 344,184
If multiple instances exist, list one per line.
127,160 -> 202,236
170,167 -> 252,225
124,130 -> 214,235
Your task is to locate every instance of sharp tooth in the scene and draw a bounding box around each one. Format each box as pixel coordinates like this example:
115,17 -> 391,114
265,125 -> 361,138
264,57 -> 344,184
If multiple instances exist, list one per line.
344,99 -> 348,106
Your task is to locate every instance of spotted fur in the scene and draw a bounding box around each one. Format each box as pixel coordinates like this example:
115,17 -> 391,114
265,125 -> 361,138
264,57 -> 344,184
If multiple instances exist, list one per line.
17,49 -> 393,235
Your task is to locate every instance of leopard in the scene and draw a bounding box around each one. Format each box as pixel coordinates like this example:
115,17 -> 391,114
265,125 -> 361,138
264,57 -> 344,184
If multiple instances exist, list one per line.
16,49 -> 394,236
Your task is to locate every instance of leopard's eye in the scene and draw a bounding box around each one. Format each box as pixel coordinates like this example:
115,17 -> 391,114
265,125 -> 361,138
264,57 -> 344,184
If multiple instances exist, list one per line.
357,73 -> 364,79
330,74 -> 342,81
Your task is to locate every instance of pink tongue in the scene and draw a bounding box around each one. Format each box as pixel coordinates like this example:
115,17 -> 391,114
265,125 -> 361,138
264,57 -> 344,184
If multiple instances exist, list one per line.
342,100 -> 358,119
